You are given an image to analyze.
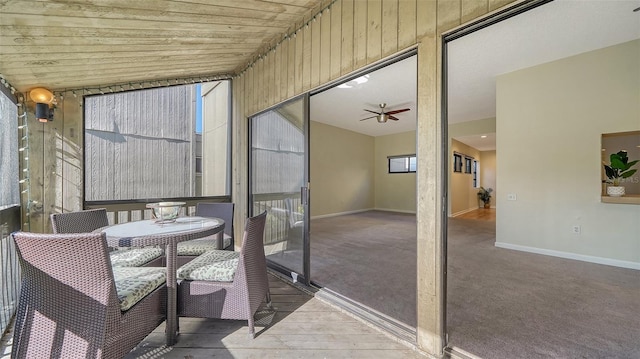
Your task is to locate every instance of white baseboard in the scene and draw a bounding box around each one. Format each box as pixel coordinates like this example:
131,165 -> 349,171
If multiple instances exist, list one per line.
373,208 -> 416,214
311,208 -> 374,220
310,207 -> 416,219
495,242 -> 640,271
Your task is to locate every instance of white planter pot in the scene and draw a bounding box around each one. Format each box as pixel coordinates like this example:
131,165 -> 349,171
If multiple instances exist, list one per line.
607,186 -> 625,197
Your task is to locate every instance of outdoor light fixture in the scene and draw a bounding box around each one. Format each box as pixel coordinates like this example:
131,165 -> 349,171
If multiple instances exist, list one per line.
29,87 -> 55,123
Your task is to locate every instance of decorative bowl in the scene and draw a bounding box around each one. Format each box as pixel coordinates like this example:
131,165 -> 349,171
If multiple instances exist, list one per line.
146,202 -> 186,223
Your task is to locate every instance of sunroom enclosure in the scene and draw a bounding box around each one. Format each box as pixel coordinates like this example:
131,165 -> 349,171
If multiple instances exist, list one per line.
0,0 -> 523,356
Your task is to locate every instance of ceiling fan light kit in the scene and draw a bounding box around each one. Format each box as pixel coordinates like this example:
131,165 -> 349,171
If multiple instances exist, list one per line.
360,103 -> 410,123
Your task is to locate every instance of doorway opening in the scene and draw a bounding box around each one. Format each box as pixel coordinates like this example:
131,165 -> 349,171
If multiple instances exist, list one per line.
444,1 -> 640,357
309,53 -> 418,339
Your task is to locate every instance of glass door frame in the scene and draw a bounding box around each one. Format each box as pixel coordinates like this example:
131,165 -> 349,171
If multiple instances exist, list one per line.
248,94 -> 311,286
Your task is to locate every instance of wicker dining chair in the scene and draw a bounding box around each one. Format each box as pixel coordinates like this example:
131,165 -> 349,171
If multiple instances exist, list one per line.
51,208 -> 164,267
176,202 -> 234,266
177,211 -> 271,338
11,231 -> 167,359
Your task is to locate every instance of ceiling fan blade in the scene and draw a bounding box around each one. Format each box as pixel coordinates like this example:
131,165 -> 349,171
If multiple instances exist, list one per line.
360,116 -> 377,121
364,109 -> 380,115
385,108 -> 410,115
388,115 -> 400,121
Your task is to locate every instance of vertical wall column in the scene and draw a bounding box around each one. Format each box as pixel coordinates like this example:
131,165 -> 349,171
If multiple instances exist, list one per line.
416,34 -> 445,354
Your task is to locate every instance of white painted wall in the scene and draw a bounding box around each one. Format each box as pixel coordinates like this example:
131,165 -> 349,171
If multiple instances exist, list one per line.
496,39 -> 640,268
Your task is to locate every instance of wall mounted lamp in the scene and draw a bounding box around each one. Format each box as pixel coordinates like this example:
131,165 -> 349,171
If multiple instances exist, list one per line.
29,87 -> 55,122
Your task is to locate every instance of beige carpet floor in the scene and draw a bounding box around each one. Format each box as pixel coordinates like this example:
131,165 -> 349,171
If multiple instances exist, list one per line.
309,210 -> 640,359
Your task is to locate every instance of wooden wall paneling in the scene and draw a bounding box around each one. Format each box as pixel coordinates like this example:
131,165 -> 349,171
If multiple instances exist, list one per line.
353,0 -> 368,69
330,0 -> 342,80
43,111 -> 61,232
27,113 -> 45,232
381,0 -> 399,58
294,29 -> 304,95
302,24 -> 312,91
398,0 -> 417,50
265,50 -> 272,108
263,49 -> 270,108
340,0 -> 354,76
275,42 -> 283,104
287,36 -> 296,99
367,0 -> 383,63
255,60 -> 262,114
461,0 -> 488,24
489,0 -> 515,11
416,0 -> 437,38
320,7 -> 332,84
233,76 -> 246,246
249,60 -> 257,115
258,56 -> 266,110
251,65 -> 258,116
271,49 -> 278,107
268,49 -> 276,108
310,17 -> 321,88
243,69 -> 251,119
436,0 -> 462,34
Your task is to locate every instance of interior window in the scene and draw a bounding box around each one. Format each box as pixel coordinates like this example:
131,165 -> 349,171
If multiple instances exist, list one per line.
389,155 -> 417,173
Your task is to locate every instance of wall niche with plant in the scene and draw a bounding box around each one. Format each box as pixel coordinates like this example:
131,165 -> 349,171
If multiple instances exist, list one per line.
601,131 -> 640,204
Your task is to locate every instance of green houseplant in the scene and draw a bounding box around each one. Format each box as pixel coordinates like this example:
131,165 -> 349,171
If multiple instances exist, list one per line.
603,151 -> 638,196
477,187 -> 493,208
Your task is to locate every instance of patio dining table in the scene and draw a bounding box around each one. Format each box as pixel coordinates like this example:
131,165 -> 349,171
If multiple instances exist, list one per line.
94,216 -> 224,346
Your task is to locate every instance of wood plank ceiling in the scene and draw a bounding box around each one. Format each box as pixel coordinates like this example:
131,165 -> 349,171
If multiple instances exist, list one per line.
0,0 -> 326,92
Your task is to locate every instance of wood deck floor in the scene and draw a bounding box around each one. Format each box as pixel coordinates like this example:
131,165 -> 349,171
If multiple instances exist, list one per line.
1,273 -> 426,359
128,273 -> 426,358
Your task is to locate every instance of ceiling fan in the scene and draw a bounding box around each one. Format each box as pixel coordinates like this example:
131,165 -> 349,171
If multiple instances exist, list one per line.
360,103 -> 410,123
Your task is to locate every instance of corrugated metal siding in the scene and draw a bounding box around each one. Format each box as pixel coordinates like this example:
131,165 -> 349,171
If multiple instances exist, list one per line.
84,85 -> 195,201
251,108 -> 304,195
0,90 -> 19,208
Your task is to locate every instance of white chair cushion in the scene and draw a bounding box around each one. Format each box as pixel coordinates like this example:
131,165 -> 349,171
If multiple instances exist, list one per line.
177,235 -> 232,256
177,249 -> 240,282
110,247 -> 163,267
113,267 -> 166,311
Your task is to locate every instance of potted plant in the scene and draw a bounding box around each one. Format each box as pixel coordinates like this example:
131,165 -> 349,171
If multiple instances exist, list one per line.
603,150 -> 638,197
477,187 -> 493,208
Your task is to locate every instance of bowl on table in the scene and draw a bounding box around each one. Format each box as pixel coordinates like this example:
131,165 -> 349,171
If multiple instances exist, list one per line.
146,202 -> 186,223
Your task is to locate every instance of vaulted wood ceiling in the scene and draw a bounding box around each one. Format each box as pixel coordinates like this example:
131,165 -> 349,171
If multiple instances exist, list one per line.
0,0 -> 326,92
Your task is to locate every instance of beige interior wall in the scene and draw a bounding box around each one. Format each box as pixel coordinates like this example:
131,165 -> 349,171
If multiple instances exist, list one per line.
450,139 -> 481,214
374,131 -> 417,212
480,150 -> 497,203
449,117 -> 496,138
310,121 -> 375,217
497,39 -> 640,267
448,118 -> 496,215
201,81 -> 230,196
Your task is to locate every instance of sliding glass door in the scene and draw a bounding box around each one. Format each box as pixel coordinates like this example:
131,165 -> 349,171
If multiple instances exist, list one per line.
249,95 -> 309,284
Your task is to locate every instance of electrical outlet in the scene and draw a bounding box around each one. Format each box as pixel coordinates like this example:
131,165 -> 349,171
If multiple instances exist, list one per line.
572,225 -> 581,234
507,193 -> 517,201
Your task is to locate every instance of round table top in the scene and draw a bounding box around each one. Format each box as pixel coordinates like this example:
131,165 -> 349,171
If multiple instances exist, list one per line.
96,216 -> 224,247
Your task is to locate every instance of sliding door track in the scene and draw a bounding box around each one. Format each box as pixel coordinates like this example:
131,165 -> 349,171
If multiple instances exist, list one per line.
315,287 -> 416,344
